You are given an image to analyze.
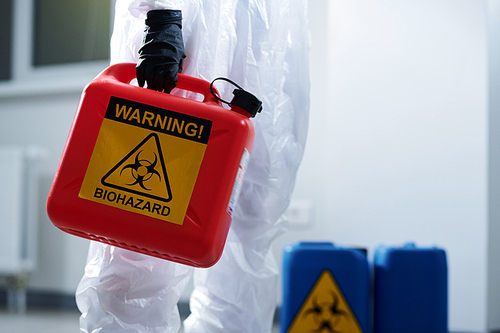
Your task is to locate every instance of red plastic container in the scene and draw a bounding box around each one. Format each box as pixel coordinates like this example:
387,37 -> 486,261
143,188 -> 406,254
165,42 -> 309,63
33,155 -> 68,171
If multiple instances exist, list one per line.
47,63 -> 256,267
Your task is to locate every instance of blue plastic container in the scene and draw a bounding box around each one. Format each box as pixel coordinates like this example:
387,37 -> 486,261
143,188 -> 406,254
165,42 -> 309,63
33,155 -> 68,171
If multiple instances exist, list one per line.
280,242 -> 370,333
373,243 -> 448,333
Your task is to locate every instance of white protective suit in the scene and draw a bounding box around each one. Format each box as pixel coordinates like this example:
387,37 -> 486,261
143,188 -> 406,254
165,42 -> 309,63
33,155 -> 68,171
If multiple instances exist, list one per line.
76,0 -> 310,332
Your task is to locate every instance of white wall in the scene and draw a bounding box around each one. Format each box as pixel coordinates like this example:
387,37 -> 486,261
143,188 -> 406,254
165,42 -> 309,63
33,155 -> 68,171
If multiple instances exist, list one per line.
488,0 -> 500,329
0,0 -> 497,331
275,0 -> 493,332
0,91 -> 95,293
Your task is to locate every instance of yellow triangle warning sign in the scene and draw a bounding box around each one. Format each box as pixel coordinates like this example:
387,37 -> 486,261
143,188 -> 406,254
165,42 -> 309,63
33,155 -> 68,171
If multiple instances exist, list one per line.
288,270 -> 364,333
101,133 -> 172,202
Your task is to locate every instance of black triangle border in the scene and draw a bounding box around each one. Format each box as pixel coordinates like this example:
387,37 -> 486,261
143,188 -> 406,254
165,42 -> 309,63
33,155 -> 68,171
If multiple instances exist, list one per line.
101,133 -> 173,203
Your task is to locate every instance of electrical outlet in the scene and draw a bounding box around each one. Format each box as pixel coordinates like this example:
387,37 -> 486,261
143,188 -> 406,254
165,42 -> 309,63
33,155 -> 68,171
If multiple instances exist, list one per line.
284,199 -> 314,228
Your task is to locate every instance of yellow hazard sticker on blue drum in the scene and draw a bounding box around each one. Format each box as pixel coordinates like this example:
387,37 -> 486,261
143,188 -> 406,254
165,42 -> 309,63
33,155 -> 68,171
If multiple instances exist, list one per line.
288,270 -> 364,333
78,96 -> 212,225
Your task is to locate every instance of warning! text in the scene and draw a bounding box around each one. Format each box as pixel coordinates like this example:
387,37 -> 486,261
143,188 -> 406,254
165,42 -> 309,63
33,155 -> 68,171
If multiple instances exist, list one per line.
105,96 -> 212,144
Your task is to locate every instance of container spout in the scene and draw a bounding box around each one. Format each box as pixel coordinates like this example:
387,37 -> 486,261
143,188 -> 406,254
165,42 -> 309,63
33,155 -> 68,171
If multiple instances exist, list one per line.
230,89 -> 263,118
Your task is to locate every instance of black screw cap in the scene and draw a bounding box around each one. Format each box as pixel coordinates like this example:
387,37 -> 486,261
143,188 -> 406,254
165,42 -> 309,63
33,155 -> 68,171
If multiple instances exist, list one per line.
230,89 -> 263,118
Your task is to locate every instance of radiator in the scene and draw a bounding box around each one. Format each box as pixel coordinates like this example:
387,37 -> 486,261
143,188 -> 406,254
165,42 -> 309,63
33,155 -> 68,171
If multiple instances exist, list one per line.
0,147 -> 44,311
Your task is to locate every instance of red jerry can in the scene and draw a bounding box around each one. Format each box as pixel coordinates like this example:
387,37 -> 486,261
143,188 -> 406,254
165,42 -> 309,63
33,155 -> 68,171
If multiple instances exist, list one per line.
47,62 -> 261,267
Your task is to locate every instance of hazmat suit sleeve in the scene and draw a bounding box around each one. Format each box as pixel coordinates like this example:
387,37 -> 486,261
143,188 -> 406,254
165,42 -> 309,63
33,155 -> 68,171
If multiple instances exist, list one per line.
183,1 -> 310,332
77,0 -> 310,332
128,0 -> 183,16
77,1 -> 192,333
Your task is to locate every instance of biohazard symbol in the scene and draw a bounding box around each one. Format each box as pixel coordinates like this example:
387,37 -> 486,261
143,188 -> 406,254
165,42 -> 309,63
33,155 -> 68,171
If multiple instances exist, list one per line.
101,133 -> 172,202
288,271 -> 364,333
120,151 -> 161,190
303,292 -> 347,332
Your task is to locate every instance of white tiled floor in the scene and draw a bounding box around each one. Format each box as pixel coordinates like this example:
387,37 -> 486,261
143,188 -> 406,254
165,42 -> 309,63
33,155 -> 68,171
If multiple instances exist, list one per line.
0,310 -> 281,332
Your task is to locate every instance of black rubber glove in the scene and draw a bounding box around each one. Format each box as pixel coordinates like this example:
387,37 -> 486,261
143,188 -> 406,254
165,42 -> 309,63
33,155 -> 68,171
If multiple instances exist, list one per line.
136,10 -> 186,93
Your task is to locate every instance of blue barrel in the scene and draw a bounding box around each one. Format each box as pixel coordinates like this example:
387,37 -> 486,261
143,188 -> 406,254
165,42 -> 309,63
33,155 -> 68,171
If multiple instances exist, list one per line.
280,242 -> 370,333
373,243 -> 448,333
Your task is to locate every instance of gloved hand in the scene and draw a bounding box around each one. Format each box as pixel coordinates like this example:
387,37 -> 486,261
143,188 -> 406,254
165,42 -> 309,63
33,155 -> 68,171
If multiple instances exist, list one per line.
136,10 -> 185,93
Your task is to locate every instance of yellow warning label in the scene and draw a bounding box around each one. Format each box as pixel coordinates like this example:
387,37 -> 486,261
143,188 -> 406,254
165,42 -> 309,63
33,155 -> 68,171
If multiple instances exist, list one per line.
288,270 -> 364,333
78,96 -> 212,225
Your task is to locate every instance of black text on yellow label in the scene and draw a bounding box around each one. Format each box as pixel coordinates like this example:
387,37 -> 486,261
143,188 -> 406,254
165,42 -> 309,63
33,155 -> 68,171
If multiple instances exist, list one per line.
107,96 -> 211,144
78,96 -> 212,225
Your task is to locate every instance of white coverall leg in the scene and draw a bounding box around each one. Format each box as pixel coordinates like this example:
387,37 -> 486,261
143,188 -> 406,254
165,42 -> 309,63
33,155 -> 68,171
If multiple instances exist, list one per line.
76,0 -> 310,332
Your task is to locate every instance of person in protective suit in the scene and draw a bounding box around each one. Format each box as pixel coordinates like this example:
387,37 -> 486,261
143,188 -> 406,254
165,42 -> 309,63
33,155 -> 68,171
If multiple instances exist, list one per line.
76,1 -> 310,332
